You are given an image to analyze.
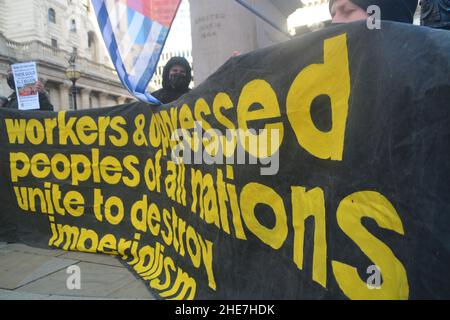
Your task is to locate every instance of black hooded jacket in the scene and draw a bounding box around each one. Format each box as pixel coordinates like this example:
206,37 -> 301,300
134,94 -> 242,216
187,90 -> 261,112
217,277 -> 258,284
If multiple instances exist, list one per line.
152,56 -> 192,104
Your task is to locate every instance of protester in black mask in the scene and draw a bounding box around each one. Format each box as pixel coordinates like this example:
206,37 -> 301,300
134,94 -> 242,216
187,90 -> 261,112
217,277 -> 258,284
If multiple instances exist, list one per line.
152,56 -> 192,104
2,66 -> 54,111
329,0 -> 418,24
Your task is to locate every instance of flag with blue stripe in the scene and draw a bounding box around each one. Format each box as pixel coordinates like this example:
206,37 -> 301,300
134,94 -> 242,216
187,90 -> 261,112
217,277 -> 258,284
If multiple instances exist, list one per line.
92,0 -> 182,105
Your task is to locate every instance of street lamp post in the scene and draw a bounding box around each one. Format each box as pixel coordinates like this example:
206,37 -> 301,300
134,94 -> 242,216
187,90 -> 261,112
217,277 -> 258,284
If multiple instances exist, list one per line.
65,51 -> 81,110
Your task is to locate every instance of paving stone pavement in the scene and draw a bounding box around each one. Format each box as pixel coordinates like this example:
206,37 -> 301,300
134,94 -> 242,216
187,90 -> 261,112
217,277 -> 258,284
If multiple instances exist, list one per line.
0,242 -> 155,300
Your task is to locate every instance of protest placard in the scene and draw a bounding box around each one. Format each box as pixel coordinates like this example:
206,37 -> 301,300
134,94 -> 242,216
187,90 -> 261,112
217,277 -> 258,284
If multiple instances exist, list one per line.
11,62 -> 40,110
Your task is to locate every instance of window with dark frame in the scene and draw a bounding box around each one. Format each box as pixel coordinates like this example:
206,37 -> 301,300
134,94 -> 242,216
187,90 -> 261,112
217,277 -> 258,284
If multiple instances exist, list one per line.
48,8 -> 56,23
70,19 -> 77,32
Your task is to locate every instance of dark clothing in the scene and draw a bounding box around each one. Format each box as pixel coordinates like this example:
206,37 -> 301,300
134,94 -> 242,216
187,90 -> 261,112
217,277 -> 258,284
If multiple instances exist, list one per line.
2,91 -> 54,111
152,86 -> 191,104
329,0 -> 419,24
0,96 -> 7,108
151,56 -> 192,104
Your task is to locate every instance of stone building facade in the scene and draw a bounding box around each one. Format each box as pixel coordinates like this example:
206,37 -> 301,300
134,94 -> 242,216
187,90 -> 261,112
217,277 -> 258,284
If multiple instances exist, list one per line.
0,0 -> 136,111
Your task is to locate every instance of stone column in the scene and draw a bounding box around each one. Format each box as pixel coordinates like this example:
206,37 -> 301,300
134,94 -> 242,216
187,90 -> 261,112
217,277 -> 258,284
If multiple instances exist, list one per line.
39,78 -> 56,108
58,82 -> 71,111
190,0 -> 289,84
99,92 -> 110,107
116,96 -> 127,105
80,88 -> 91,110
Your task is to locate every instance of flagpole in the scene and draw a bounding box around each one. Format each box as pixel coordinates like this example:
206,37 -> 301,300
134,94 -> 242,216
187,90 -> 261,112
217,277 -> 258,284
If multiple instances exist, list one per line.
234,0 -> 292,39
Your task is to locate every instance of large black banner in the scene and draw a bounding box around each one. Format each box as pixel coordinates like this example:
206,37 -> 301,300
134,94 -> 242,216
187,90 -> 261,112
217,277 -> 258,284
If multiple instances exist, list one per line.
0,21 -> 449,300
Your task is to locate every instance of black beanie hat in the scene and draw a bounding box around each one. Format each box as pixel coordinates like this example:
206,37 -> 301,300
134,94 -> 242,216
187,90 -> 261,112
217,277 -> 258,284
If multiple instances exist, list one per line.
329,0 -> 418,23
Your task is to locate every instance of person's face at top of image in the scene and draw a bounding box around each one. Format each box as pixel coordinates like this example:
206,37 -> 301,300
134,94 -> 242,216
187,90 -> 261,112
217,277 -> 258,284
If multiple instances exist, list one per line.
169,64 -> 187,77
330,0 -> 369,24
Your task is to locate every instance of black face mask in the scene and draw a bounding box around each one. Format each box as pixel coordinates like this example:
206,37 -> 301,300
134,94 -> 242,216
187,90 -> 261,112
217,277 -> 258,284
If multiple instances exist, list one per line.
7,74 -> 15,90
169,73 -> 187,89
